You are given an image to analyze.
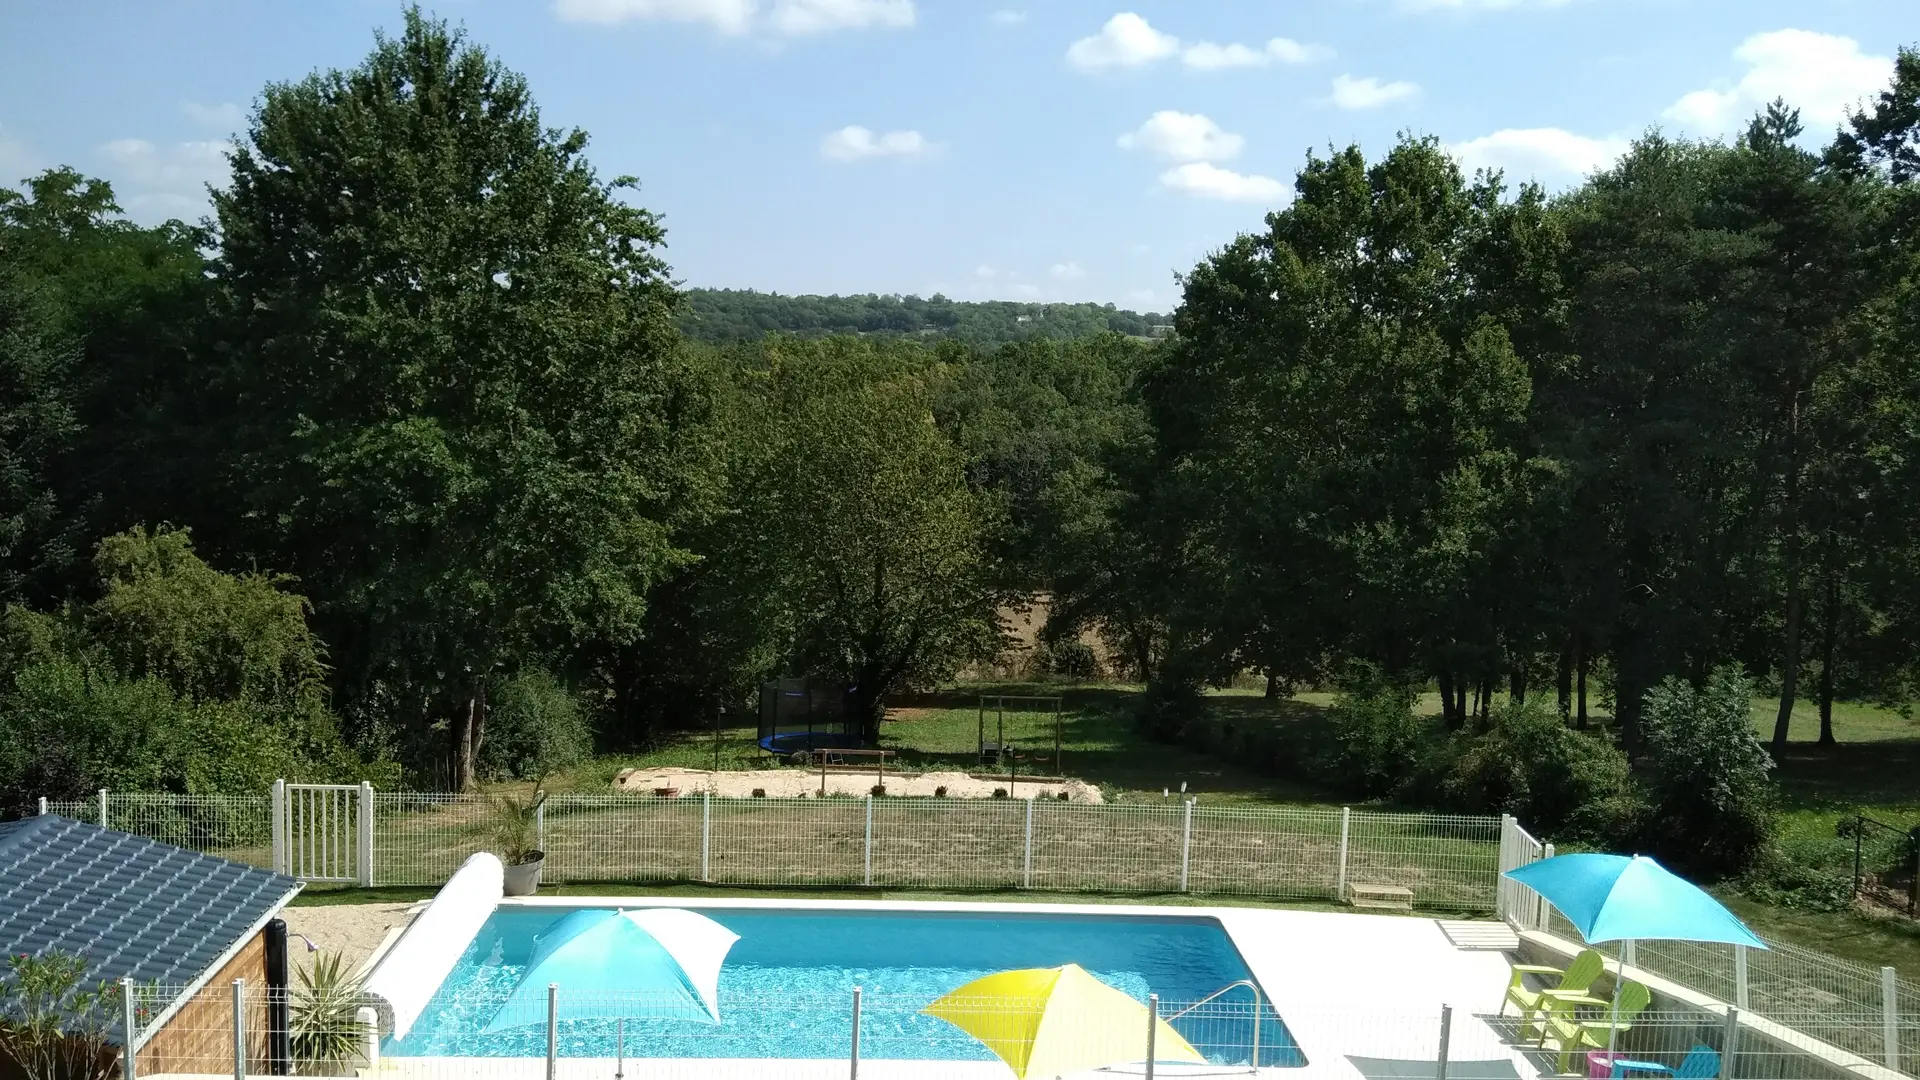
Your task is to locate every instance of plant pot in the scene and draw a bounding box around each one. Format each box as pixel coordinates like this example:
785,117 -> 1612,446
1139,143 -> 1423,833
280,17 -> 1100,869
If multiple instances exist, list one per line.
503,851 -> 545,896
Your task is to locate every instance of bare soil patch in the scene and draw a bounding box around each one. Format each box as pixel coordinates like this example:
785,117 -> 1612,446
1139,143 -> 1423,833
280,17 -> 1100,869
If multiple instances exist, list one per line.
611,765 -> 1103,803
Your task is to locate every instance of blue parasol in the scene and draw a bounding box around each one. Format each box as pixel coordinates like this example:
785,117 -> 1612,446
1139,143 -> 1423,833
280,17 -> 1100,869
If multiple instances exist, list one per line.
484,908 -> 740,1032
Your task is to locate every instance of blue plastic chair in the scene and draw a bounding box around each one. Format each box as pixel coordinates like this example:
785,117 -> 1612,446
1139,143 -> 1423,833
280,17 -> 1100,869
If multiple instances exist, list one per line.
1608,1045 -> 1720,1078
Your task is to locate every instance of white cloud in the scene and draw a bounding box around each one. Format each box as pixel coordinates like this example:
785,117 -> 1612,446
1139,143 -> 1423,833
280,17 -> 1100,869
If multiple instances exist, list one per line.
1182,36 -> 1331,70
1449,128 -> 1628,181
1329,73 -> 1421,109
1663,29 -> 1891,134
1050,262 -> 1085,280
974,264 -> 997,279
1159,161 -> 1288,203
820,125 -> 936,161
768,0 -> 913,36
551,0 -> 912,36
989,9 -> 1026,25
0,125 -> 40,187
1066,13 -> 1178,72
95,136 -> 232,221
181,101 -> 245,131
1118,111 -> 1244,163
553,0 -> 757,33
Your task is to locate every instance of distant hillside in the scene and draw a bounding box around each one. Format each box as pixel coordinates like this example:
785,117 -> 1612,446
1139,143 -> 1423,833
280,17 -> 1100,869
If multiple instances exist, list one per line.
677,288 -> 1173,347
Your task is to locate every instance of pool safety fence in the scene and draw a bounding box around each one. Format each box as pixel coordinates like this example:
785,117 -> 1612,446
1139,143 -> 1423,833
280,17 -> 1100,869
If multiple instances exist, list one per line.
117,983 -> 1905,1080
45,786 -> 1502,909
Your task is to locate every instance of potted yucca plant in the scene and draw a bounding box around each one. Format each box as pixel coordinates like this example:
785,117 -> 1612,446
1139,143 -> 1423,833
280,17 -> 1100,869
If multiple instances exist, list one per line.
489,788 -> 547,896
290,951 -> 367,1076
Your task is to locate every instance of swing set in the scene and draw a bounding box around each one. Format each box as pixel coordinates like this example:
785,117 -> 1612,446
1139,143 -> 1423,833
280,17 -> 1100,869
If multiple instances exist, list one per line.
975,694 -> 1065,774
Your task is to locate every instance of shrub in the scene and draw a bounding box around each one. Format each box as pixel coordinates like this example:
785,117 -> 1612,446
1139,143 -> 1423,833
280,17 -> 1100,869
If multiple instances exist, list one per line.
934,785 -> 948,797
1417,697 -> 1633,838
870,784 -> 887,797
751,787 -> 766,798
480,670 -> 593,781
1313,663 -> 1427,798
1047,640 -> 1100,679
290,950 -> 368,1072
1740,831 -> 1855,913
1639,666 -> 1776,877
0,951 -> 142,1080
992,787 -> 1008,798
1138,678 -> 1204,742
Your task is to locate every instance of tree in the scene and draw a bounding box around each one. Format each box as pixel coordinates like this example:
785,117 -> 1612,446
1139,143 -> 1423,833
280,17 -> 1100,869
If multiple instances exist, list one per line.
0,259 -> 80,605
211,9 -> 709,786
1640,666 -> 1777,876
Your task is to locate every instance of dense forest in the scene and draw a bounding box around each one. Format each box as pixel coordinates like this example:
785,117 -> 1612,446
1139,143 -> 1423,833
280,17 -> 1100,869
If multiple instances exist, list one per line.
676,288 -> 1171,346
3,9 -> 1919,875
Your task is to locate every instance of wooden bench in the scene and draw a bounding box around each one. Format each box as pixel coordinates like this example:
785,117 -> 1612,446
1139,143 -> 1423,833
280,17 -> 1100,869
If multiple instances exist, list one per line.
1346,883 -> 1414,911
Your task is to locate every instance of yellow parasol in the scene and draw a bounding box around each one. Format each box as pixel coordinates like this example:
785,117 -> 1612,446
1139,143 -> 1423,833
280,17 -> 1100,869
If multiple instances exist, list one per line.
922,963 -> 1206,1080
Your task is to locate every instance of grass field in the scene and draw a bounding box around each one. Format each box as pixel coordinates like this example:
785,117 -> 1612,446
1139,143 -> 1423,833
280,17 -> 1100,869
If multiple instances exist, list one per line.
546,680 -> 1920,977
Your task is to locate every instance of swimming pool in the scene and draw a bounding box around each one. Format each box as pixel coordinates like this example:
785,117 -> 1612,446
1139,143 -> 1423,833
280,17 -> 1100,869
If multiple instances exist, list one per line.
387,906 -> 1303,1065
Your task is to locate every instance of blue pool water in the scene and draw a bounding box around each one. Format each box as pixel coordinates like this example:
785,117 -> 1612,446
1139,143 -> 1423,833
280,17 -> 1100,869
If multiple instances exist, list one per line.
388,907 -> 1303,1065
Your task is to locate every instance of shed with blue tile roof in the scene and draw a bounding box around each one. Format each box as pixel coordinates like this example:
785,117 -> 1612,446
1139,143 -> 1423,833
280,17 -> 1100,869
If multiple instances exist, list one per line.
0,814 -> 302,1070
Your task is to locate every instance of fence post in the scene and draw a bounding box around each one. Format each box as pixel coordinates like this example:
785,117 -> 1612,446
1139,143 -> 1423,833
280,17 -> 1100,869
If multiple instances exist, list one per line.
546,983 -> 558,1080
1537,842 -> 1555,931
1179,799 -> 1193,893
1145,993 -> 1159,1080
99,788 -> 109,829
37,796 -> 47,816
863,795 -> 873,887
270,780 -> 286,875
1435,1004 -> 1452,1080
1885,966 -> 1901,1072
355,1007 -> 379,1072
356,782 -> 374,888
701,792 -> 712,881
849,985 -> 862,1080
1720,1007 -> 1739,1080
232,979 -> 246,1080
1336,807 -> 1351,901
1495,815 -> 1511,921
1734,944 -> 1749,1010
121,977 -> 137,1080
1022,796 -> 1034,889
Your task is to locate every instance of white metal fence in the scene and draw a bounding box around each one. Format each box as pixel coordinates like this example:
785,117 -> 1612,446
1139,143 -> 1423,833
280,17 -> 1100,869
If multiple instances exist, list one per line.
122,981 -> 1896,1080
44,785 -> 1503,909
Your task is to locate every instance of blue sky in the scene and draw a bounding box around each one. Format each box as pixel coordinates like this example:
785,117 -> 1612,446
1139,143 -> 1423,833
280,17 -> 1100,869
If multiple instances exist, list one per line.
1,0 -> 1910,311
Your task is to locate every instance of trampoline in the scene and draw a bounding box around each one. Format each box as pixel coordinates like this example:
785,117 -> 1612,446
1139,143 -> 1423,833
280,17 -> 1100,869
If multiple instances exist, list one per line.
757,678 -> 865,764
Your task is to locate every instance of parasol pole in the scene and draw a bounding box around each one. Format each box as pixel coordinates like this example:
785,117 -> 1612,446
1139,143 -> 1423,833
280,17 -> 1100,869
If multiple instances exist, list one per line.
1607,940 -> 1630,1057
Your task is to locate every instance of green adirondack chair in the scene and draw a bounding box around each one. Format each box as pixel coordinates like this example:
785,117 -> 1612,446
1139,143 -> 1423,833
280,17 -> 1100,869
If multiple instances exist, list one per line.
1544,980 -> 1655,1073
1502,949 -> 1606,1040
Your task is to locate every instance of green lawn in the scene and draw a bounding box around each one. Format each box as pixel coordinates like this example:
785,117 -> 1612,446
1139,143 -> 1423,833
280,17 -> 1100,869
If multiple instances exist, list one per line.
525,679 -> 1918,977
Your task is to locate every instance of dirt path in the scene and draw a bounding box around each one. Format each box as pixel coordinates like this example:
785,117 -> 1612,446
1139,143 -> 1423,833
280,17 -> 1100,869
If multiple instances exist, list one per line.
281,902 -> 419,977
612,765 -> 1103,803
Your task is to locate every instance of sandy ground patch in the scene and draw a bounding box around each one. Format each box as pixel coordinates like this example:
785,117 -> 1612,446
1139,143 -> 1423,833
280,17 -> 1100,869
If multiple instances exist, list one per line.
612,765 -> 1103,803
281,902 -> 419,977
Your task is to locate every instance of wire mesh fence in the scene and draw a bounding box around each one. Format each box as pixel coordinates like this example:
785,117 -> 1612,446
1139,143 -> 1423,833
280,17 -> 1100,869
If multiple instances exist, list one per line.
110,982 -> 1904,1080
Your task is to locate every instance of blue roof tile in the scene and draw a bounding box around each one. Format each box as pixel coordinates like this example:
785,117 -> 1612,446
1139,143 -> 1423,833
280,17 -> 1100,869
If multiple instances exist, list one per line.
0,816 -> 299,993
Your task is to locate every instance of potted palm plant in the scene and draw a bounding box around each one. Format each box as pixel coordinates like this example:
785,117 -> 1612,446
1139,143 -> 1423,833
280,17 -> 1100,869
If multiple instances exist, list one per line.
290,950 -> 368,1076
489,788 -> 547,896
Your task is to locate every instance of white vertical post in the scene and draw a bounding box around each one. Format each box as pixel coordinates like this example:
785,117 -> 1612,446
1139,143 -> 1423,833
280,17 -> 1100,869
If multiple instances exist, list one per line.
1145,993 -> 1159,1080
1720,1007 -> 1740,1080
546,983 -> 558,1080
1495,815 -> 1511,921
270,780 -> 285,875
863,795 -> 873,887
99,788 -> 109,829
1179,799 -> 1193,892
1022,797 -> 1034,889
701,792 -> 712,881
1885,966 -> 1901,1071
534,797 -> 546,852
1734,945 -> 1749,1010
356,782 -> 374,888
849,985 -> 862,1080
37,796 -> 47,816
356,1007 -> 379,1071
1623,940 -> 1636,968
1336,807 -> 1351,901
1537,842 -> 1555,931
1435,1004 -> 1452,1080
231,979 -> 246,1080
121,977 -> 137,1080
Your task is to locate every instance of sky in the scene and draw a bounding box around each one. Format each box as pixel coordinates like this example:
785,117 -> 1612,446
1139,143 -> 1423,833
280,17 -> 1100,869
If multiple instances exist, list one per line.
0,0 -> 1911,312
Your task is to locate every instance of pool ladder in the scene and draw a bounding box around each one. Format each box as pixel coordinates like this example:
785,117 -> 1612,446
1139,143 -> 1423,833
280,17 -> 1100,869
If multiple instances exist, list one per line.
1164,979 -> 1265,1073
